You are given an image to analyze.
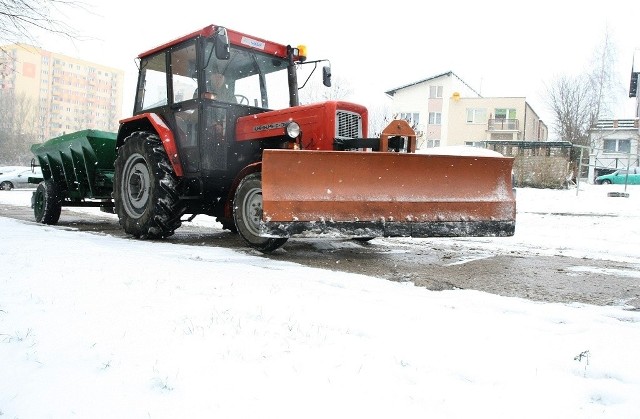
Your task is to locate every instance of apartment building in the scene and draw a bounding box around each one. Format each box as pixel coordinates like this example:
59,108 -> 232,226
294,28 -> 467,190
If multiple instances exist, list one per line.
385,71 -> 548,149
0,43 -> 124,141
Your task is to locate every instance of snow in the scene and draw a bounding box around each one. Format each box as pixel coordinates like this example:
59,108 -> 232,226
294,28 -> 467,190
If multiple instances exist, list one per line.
1,184 -> 640,418
417,145 -> 506,157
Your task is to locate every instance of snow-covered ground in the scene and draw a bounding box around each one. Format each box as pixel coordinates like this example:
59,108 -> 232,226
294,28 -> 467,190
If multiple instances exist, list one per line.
1,184 -> 639,418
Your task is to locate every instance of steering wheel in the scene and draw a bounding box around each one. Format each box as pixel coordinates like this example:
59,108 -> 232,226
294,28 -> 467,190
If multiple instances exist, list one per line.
235,94 -> 249,105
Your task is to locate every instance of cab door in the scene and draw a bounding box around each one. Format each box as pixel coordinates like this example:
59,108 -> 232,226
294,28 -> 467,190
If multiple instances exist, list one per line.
168,41 -> 201,174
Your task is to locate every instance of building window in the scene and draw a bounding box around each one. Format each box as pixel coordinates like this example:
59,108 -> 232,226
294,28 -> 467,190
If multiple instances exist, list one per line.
429,85 -> 443,98
426,139 -> 441,148
399,112 -> 419,127
495,108 -> 516,119
491,133 -> 515,141
465,141 -> 485,147
466,108 -> 487,124
603,139 -> 631,153
428,112 -> 441,125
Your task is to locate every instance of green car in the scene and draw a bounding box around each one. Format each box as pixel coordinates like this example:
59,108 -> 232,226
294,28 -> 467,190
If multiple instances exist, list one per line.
595,167 -> 640,185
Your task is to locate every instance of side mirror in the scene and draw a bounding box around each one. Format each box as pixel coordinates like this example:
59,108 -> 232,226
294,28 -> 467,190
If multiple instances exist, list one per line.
322,66 -> 332,87
215,27 -> 231,60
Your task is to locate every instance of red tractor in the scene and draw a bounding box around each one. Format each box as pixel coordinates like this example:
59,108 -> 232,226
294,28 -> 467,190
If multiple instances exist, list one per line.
93,25 -> 515,252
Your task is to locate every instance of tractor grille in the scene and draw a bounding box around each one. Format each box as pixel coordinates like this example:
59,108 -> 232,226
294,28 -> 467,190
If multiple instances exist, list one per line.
335,111 -> 362,139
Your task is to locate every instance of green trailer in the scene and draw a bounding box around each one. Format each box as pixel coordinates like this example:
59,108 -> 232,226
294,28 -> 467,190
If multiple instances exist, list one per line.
30,129 -> 117,224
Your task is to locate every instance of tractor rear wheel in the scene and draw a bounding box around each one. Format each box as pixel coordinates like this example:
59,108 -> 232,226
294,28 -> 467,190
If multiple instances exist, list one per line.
233,173 -> 287,253
113,131 -> 184,239
33,179 -> 61,224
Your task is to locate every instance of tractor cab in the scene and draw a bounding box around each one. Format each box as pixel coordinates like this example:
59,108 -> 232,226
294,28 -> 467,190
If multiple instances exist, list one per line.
131,27 -> 299,182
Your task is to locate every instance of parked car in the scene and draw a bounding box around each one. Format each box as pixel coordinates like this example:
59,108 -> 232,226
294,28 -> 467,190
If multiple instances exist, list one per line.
0,166 -> 24,175
0,167 -> 43,190
595,167 -> 640,185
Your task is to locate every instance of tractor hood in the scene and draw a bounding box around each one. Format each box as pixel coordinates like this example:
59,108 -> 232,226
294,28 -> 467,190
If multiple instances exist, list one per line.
234,101 -> 369,151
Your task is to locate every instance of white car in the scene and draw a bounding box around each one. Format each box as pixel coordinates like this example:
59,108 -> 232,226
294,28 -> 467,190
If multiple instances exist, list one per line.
0,166 -> 25,174
0,167 -> 43,190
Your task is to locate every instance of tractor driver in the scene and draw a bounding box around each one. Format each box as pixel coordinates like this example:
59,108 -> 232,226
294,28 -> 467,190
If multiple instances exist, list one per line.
201,67 -> 235,103
192,64 -> 236,103
204,66 -> 235,142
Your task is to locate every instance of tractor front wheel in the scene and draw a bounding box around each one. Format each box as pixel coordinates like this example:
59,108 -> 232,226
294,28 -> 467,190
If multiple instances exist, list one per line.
233,173 -> 287,253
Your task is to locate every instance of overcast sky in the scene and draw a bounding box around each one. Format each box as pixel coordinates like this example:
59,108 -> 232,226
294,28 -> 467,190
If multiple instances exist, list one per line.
41,0 -> 640,133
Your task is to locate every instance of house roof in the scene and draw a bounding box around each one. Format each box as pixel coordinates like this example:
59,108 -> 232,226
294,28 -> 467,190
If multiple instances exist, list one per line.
384,71 -> 481,97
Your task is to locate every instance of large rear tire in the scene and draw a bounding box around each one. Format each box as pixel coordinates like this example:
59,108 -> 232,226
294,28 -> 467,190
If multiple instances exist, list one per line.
113,131 -> 184,239
233,173 -> 287,253
33,179 -> 61,224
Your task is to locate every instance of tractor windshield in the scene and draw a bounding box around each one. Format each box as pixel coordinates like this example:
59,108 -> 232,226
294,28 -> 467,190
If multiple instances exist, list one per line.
204,40 -> 290,110
133,37 -> 294,113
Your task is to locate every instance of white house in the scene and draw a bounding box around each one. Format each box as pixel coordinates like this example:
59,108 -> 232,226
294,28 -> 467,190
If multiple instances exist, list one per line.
385,71 -> 548,149
586,61 -> 640,182
588,119 -> 640,182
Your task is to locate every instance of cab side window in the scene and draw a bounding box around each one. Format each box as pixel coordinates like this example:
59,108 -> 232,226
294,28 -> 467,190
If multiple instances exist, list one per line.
136,54 -> 168,111
170,43 -> 198,104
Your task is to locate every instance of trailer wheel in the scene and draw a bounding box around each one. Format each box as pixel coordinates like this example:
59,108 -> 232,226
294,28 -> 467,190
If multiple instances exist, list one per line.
113,131 -> 184,239
33,179 -> 61,224
233,173 -> 287,253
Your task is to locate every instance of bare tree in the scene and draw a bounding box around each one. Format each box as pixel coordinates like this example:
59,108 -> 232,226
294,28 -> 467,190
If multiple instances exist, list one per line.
0,0 -> 85,49
586,27 -> 620,123
545,30 -> 619,148
545,74 -> 594,147
368,102 -> 392,137
299,75 -> 353,104
297,72 -> 396,138
0,0 -> 89,163
0,89 -> 38,164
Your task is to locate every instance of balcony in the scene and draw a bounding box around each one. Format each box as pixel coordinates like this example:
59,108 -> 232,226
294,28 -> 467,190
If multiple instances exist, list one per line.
594,119 -> 639,129
488,118 -> 519,131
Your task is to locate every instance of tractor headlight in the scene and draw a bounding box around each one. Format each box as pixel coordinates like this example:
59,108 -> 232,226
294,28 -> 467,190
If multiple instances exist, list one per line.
286,121 -> 300,139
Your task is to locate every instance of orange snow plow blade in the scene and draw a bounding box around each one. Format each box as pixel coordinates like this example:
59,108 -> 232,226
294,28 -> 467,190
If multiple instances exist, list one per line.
260,149 -> 516,238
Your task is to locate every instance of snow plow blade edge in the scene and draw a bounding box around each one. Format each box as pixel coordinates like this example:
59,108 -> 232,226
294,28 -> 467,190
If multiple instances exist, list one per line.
261,149 -> 516,238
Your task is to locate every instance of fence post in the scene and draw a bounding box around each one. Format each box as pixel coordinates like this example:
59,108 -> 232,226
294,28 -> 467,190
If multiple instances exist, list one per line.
576,146 -> 584,196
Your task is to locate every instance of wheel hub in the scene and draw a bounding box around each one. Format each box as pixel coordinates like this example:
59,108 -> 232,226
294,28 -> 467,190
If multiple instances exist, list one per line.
122,155 -> 151,218
244,188 -> 263,236
127,163 -> 149,209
